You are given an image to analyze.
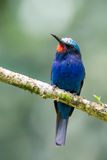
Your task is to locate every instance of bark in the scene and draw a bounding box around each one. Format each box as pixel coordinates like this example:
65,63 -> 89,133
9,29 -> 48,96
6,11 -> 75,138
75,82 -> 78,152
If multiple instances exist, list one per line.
0,67 -> 107,121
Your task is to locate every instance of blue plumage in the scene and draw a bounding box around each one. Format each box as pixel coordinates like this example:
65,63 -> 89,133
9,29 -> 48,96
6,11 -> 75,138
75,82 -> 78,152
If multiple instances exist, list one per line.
51,34 -> 85,146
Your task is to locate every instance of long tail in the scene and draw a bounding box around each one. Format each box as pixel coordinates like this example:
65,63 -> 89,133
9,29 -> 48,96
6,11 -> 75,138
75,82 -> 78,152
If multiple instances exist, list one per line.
55,116 -> 69,146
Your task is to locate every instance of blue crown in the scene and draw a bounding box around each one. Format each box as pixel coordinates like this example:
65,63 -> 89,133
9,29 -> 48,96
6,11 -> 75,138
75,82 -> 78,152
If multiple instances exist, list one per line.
61,37 -> 80,52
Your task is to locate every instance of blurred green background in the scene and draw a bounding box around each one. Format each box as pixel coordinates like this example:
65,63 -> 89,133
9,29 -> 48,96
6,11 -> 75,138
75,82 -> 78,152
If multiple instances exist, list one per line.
0,0 -> 107,160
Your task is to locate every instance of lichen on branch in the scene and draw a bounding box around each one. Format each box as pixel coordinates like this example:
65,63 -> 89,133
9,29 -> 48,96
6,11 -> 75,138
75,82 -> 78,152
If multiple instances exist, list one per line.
0,67 -> 107,121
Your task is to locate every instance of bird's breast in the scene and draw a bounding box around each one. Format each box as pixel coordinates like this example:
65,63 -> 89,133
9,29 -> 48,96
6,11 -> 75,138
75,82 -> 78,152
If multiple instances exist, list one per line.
51,56 -> 85,92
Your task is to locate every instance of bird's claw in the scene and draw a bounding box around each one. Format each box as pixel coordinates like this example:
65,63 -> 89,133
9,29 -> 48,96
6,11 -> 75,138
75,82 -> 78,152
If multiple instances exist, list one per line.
72,93 -> 77,96
52,84 -> 57,90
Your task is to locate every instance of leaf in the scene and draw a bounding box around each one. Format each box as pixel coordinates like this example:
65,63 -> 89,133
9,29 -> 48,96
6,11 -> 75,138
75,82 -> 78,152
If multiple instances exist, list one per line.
93,94 -> 103,105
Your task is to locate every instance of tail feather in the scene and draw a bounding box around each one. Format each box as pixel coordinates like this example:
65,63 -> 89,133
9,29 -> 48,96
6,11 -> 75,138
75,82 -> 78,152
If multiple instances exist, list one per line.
55,116 -> 69,146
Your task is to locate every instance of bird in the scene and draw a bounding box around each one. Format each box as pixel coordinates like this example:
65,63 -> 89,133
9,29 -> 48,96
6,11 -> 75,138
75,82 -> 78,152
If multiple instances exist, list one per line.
51,34 -> 85,146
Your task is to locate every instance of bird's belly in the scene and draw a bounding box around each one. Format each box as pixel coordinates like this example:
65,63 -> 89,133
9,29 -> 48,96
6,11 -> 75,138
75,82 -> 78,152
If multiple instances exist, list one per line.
52,61 -> 83,92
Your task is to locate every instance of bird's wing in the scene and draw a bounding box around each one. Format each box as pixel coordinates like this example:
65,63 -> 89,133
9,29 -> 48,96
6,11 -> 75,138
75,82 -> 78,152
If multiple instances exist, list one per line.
77,80 -> 84,96
54,100 -> 58,114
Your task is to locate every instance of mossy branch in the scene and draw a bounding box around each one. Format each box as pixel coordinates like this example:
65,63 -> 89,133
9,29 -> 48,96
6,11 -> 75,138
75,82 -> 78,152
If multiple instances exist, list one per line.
0,67 -> 107,121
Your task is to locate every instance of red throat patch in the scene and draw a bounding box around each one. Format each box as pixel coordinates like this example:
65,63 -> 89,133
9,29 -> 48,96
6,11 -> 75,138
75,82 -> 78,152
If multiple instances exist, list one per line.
56,43 -> 66,53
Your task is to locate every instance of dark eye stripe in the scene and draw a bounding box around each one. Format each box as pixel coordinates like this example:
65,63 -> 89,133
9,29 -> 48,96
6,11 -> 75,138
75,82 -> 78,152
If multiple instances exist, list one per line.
66,44 -> 74,48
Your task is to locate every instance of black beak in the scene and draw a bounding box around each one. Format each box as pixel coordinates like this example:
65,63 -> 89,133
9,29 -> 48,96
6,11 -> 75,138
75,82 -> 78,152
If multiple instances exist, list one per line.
51,34 -> 64,44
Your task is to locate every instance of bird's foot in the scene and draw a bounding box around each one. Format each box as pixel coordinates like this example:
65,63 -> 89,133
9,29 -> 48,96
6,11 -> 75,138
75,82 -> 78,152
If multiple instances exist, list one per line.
52,84 -> 57,90
72,93 -> 77,96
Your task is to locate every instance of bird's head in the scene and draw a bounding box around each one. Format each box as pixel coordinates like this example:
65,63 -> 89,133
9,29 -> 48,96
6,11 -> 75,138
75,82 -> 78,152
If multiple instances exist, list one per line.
51,34 -> 81,55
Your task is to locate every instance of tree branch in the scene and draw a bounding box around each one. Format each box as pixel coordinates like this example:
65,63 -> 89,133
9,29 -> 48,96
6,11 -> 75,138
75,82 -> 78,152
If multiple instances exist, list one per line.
0,67 -> 107,121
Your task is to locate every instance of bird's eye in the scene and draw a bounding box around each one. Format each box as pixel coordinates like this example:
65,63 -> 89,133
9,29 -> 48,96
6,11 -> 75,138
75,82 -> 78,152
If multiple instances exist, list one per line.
66,44 -> 74,49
